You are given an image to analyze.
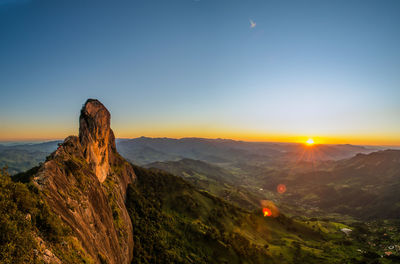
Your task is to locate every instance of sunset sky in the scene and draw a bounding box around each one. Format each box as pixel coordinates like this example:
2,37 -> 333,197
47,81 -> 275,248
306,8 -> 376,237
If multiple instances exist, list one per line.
1,0 -> 400,145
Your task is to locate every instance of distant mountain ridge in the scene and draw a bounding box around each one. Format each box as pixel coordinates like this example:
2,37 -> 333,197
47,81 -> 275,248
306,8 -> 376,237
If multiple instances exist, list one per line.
277,149 -> 400,220
0,141 -> 61,174
117,136 -> 379,166
2,100 -> 399,263
1,137 -> 383,174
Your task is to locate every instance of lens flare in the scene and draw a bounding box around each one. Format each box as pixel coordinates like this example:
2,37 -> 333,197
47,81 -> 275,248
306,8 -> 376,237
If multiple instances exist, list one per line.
263,208 -> 272,217
260,200 -> 280,218
277,184 -> 286,194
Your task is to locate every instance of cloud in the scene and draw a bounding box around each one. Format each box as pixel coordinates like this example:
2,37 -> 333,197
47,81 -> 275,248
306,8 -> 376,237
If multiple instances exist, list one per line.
249,19 -> 256,29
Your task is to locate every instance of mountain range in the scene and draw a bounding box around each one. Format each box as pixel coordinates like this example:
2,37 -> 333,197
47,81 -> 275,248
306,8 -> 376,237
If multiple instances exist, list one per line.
1,99 -> 399,263
0,136 -> 383,175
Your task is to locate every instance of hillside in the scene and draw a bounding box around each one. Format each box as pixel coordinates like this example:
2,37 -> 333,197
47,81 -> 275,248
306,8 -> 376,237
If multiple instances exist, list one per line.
127,165 -> 378,264
274,150 -> 400,220
6,99 -> 137,264
145,158 -> 262,210
0,167 -> 93,264
1,99 -> 388,264
3,162 -> 399,263
117,137 -> 376,166
0,137 -> 380,175
0,141 -> 60,174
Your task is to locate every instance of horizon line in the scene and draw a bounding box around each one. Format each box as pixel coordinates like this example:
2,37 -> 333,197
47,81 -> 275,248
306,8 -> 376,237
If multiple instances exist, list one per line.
1,136 -> 400,148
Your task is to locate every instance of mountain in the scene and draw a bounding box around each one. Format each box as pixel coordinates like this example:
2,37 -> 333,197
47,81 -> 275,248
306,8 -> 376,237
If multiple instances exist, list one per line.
0,141 -> 61,152
117,137 -> 378,167
146,158 -> 238,184
3,99 -> 390,263
0,136 -> 380,175
274,149 -> 400,220
127,165 -> 382,264
145,158 -> 262,210
17,99 -> 136,263
278,144 -> 377,162
0,141 -> 61,174
116,137 -> 257,165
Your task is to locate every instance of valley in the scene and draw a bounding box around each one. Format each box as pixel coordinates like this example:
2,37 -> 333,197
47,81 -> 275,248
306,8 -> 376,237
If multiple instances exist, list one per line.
1,103 -> 399,263
2,1 -> 399,263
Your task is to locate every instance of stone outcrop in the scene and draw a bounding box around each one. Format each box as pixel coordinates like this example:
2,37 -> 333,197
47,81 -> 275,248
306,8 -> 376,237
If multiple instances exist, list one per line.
79,99 -> 115,183
34,99 -> 135,264
34,236 -> 62,264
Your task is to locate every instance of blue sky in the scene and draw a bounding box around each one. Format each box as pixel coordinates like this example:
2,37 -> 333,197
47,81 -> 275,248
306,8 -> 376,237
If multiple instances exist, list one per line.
1,0 -> 399,145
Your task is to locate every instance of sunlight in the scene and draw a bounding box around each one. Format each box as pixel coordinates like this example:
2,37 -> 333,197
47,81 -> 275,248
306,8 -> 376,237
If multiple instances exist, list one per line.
260,200 -> 279,218
306,138 -> 315,145
263,208 -> 272,217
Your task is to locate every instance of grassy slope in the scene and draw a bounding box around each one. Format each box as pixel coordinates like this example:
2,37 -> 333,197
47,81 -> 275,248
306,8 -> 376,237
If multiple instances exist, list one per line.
0,168 -> 92,264
126,165 -> 384,264
0,141 -> 60,175
266,150 -> 400,220
0,150 -> 48,175
145,158 -> 262,210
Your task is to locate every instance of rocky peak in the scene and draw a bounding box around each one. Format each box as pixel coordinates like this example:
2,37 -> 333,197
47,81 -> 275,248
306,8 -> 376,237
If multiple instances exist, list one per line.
79,99 -> 115,182
34,99 -> 135,264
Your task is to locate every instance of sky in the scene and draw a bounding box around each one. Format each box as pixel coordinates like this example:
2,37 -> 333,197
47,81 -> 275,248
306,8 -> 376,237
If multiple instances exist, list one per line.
1,0 -> 400,145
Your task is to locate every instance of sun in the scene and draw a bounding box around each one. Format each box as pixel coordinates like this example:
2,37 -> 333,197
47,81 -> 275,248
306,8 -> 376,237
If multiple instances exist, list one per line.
306,138 -> 315,145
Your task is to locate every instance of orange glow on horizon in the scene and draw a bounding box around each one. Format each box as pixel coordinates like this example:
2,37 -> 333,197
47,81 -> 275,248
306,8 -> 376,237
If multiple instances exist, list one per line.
116,129 -> 400,146
1,125 -> 399,146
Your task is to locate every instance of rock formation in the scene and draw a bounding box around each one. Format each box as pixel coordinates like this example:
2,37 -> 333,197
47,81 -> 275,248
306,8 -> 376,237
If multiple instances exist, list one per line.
34,99 -> 135,264
79,99 -> 114,183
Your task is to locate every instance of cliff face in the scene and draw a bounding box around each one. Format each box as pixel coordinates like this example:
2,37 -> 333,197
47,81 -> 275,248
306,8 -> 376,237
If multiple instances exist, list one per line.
34,99 -> 135,264
79,99 -> 115,183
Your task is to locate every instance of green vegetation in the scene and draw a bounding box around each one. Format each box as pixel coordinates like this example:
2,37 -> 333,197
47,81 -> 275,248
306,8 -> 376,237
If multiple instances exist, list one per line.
127,165 -> 395,263
2,138 -> 400,263
0,141 -> 59,175
0,168 -> 92,264
260,150 -> 400,220
0,168 -> 37,263
146,158 -> 262,210
127,165 -> 272,264
0,150 -> 48,175
104,164 -> 129,243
